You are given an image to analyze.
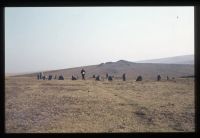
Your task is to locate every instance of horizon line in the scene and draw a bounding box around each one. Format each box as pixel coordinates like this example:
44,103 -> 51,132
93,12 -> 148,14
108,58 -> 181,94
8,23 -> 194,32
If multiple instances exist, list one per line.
6,54 -> 194,75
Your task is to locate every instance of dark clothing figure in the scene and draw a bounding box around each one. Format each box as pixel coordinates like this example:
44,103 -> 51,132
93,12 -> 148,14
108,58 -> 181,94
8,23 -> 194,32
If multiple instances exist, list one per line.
106,73 -> 108,79
42,76 -> 45,80
167,76 -> 169,80
39,73 -> 42,79
157,75 -> 161,81
108,76 -> 113,81
72,75 -> 77,80
54,75 -> 57,80
48,75 -> 52,80
81,69 -> 86,80
37,74 -> 40,80
58,75 -> 64,80
96,75 -> 100,81
122,73 -> 126,81
40,72 -> 44,79
93,75 -> 96,78
136,75 -> 142,81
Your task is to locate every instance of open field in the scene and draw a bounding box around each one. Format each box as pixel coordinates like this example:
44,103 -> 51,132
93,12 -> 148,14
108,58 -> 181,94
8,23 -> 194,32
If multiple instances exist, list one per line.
5,77 -> 195,133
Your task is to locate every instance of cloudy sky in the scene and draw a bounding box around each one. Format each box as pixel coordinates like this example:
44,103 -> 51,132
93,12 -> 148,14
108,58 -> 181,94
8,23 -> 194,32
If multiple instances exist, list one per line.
5,7 -> 194,74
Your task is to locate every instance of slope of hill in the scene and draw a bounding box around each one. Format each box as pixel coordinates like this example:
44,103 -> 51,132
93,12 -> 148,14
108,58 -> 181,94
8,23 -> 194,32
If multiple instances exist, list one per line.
15,59 -> 194,80
136,55 -> 194,64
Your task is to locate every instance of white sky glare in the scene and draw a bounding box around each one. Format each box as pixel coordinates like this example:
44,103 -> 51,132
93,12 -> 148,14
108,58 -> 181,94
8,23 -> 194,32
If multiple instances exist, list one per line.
5,7 -> 194,73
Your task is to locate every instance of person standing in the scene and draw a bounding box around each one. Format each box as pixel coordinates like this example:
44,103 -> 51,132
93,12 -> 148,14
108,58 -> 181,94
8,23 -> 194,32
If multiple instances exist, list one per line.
157,74 -> 161,81
39,72 -> 42,79
81,68 -> 86,80
37,73 -> 40,80
106,73 -> 108,79
122,73 -> 126,81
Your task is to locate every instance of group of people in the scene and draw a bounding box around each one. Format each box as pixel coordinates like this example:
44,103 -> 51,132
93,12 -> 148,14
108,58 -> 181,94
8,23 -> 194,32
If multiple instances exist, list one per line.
37,73 -> 64,80
92,72 -> 172,82
37,69 -> 172,82
71,69 -> 85,80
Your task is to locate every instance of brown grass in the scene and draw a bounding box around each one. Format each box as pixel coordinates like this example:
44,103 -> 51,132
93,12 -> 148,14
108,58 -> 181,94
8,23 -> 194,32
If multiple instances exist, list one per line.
5,77 -> 194,133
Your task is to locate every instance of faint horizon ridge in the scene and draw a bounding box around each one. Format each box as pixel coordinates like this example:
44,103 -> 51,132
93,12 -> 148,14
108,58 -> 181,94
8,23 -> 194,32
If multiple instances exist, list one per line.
136,54 -> 194,64
7,54 -> 194,76
12,54 -> 194,80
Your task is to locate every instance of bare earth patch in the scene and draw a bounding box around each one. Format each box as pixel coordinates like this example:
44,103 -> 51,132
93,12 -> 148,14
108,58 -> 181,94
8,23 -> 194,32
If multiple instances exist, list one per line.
5,77 -> 194,133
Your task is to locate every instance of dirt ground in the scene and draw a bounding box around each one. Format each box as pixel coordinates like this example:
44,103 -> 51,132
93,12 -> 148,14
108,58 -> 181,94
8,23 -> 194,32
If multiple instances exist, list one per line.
5,77 -> 195,133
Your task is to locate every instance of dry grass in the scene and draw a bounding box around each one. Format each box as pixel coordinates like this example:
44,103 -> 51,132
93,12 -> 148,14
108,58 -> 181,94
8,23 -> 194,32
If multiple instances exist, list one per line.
5,77 -> 194,133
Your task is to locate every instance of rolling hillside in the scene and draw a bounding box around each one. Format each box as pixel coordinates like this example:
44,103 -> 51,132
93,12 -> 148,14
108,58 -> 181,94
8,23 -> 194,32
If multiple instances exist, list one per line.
15,59 -> 194,80
137,55 -> 194,65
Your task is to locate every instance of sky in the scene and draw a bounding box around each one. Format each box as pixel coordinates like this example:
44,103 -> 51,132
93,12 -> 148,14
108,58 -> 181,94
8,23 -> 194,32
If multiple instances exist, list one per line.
5,7 -> 194,74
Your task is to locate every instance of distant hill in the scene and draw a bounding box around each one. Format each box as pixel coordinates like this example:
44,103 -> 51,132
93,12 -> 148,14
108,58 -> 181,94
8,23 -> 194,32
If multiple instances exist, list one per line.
15,59 -> 194,80
137,55 -> 194,64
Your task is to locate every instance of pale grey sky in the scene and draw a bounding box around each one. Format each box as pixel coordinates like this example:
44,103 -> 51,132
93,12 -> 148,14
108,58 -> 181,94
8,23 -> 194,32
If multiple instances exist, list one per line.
5,7 -> 194,74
